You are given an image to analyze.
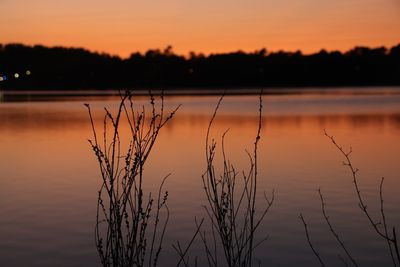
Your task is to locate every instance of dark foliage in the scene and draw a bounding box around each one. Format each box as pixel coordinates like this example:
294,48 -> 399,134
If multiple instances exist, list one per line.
1,43 -> 400,90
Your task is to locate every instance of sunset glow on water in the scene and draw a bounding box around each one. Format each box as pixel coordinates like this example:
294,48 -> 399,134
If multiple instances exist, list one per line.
0,90 -> 399,266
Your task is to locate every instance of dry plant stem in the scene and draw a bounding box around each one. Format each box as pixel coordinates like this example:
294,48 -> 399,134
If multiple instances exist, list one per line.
197,217 -> 218,267
299,213 -> 326,267
380,177 -> 398,267
86,91 -> 179,267
174,218 -> 205,267
324,130 -> 400,267
318,189 -> 359,267
201,92 -> 274,267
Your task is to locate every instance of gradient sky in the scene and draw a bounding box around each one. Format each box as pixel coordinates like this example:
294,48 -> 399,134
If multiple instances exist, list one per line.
1,0 -> 399,57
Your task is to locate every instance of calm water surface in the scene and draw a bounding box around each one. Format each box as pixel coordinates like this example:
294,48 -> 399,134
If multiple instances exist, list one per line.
0,88 -> 399,266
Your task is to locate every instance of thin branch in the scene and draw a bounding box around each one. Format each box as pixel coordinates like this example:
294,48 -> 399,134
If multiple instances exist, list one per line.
299,213 -> 326,267
318,188 -> 358,267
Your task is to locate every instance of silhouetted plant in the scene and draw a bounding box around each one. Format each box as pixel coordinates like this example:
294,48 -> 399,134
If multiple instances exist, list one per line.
199,94 -> 274,267
300,131 -> 400,267
173,218 -> 204,267
299,213 -> 326,267
85,91 -> 179,267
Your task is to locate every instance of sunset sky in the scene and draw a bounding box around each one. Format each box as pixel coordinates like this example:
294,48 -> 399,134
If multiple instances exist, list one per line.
1,0 -> 399,58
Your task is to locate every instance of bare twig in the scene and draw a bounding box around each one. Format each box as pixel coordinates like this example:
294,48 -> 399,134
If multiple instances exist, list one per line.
318,188 -> 359,267
324,130 -> 399,266
174,218 -> 205,267
299,213 -> 326,267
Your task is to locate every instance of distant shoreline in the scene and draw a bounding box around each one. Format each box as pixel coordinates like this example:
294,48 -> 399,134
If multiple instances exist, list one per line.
1,43 -> 399,91
1,86 -> 400,100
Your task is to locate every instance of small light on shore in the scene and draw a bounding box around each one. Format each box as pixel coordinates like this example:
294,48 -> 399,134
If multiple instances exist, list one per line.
14,73 -> 20,79
26,70 -> 31,75
0,77 -> 3,82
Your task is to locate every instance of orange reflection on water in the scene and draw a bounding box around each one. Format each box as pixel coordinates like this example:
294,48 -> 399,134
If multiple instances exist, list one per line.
0,93 -> 400,266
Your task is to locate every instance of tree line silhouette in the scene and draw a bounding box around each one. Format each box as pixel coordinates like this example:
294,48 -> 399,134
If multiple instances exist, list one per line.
0,43 -> 399,90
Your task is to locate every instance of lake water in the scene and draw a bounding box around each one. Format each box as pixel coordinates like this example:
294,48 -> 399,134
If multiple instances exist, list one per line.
0,88 -> 399,266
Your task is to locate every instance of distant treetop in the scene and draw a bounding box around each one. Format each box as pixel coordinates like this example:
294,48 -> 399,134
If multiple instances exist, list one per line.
0,43 -> 399,90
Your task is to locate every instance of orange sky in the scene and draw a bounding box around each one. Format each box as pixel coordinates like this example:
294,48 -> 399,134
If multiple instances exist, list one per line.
1,0 -> 399,58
